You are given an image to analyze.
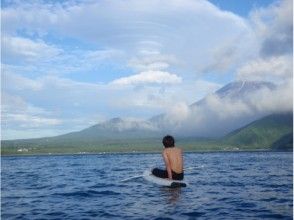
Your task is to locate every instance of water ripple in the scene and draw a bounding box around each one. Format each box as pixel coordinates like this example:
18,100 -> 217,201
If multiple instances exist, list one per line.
52,189 -> 121,197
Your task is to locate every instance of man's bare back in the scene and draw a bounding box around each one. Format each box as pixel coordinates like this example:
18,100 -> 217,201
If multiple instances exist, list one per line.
152,135 -> 184,180
163,147 -> 183,174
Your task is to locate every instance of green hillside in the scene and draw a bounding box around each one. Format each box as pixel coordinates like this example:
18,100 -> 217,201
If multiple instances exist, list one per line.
0,137 -> 227,155
223,113 -> 293,150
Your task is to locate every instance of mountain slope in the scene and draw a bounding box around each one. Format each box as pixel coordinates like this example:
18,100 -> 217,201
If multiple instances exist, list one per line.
54,117 -> 161,141
1,117 -> 163,154
150,80 -> 276,137
223,113 -> 293,150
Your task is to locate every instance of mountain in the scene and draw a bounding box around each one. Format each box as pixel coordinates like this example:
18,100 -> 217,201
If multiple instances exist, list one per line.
203,81 -> 275,101
223,113 -> 293,150
150,80 -> 276,137
54,117 -> 161,141
1,117 -> 163,154
271,133 -> 293,151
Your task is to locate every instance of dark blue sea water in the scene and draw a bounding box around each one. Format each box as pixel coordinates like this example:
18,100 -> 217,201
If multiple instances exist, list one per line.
1,152 -> 293,219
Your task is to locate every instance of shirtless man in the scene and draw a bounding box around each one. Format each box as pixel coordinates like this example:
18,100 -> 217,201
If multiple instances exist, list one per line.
152,135 -> 184,180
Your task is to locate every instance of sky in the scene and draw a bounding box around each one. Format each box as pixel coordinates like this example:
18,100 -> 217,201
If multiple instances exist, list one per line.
1,0 -> 293,139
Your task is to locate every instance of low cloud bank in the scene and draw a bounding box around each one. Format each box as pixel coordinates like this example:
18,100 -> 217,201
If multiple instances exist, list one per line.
159,81 -> 293,137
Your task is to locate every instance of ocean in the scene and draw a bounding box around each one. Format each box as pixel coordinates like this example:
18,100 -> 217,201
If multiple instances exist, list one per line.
1,152 -> 293,219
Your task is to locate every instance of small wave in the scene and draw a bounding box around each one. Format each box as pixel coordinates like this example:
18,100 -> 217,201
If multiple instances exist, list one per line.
112,168 -> 128,171
232,167 -> 245,171
208,181 -> 245,187
69,163 -> 82,167
260,183 -> 290,189
3,195 -> 47,199
260,197 -> 276,202
217,197 -> 230,202
235,202 -> 257,209
89,183 -> 117,188
97,210 -> 121,218
154,217 -> 175,220
45,211 -> 67,217
52,189 -> 120,197
256,213 -> 289,219
182,211 -> 205,217
276,198 -> 291,204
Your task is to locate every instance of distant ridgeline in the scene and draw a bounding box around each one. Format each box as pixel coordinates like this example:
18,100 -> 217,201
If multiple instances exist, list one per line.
1,112 -> 293,155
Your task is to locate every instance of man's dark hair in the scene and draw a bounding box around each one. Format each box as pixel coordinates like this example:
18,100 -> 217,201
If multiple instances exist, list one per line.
162,135 -> 175,148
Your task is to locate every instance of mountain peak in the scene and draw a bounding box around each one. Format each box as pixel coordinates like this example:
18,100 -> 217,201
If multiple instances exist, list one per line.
215,80 -> 276,99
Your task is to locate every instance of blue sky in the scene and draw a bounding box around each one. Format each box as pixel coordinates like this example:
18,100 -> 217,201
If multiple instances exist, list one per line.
1,0 -> 293,139
209,0 -> 275,17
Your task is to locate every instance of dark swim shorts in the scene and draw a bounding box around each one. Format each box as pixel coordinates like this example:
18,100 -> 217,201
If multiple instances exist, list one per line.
152,168 -> 184,180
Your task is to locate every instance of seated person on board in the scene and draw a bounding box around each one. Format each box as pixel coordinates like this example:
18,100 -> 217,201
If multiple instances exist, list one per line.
152,135 -> 184,180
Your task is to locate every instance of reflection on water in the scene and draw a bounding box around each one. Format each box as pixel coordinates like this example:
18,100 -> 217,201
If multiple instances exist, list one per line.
161,187 -> 182,204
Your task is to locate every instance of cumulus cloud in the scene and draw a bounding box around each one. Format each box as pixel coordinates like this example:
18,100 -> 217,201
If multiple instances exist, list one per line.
2,71 -> 43,91
206,0 -> 293,76
1,93 -> 62,131
1,76 -> 109,139
246,81 -> 293,113
2,36 -> 62,64
110,70 -> 182,86
163,102 -> 191,128
128,53 -> 175,71
159,81 -> 293,137
237,55 -> 293,82
250,0 -> 293,57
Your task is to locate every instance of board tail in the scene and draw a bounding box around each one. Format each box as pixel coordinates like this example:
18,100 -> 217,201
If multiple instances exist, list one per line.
170,182 -> 187,188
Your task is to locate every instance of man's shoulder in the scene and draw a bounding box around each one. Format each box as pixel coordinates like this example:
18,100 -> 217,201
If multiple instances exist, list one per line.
166,147 -> 183,153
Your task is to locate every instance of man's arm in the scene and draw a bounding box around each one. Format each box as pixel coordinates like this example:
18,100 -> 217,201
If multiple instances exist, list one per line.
162,151 -> 172,179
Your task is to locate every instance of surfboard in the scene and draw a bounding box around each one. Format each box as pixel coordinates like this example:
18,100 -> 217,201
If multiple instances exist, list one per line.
143,170 -> 187,187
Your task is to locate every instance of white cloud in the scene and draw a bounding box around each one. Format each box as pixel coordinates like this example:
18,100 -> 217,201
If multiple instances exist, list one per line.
1,71 -> 221,135
1,93 -> 62,130
249,0 -> 293,57
237,55 -> 293,83
1,34 -> 124,78
110,70 -> 182,86
107,79 -> 221,115
128,54 -> 173,71
160,81 -> 293,137
192,80 -> 223,100
2,36 -> 62,63
206,0 -> 293,75
3,113 -> 61,127
246,80 -> 293,113
1,129 -> 68,140
163,102 -> 191,128
1,0 -> 251,75
2,71 -> 43,91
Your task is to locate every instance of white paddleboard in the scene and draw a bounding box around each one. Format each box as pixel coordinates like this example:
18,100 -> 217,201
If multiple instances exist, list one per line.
143,170 -> 187,187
